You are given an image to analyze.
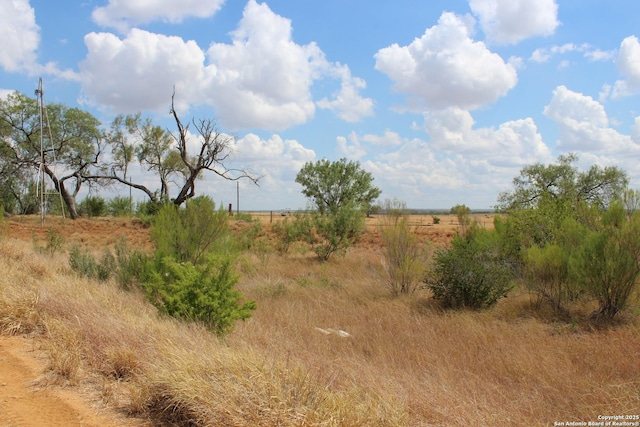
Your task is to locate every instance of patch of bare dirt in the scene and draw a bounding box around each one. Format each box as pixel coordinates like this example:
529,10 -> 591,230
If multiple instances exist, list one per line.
8,215 -> 153,252
0,336 -> 149,427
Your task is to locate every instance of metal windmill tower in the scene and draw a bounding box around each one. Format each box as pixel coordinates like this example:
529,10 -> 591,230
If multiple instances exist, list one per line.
34,78 -> 65,224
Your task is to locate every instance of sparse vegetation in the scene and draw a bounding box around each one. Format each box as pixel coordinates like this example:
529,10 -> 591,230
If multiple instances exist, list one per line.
379,200 -> 430,295
1,220 -> 639,426
272,213 -> 312,254
450,203 -> 471,236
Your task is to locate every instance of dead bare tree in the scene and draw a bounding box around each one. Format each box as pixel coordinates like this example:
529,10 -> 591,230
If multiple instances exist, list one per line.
169,90 -> 260,206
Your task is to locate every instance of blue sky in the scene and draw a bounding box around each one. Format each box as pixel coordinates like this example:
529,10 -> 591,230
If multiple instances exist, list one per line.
2,0 -> 640,210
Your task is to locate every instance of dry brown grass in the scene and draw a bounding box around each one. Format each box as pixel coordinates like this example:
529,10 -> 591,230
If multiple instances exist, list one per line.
1,215 -> 639,426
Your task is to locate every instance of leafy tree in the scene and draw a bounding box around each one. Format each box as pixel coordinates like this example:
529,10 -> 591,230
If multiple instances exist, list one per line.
496,153 -> 628,249
622,187 -> 640,217
98,112 -> 183,203
295,158 -> 381,215
295,158 -> 380,261
78,195 -> 107,217
0,91 -> 105,219
496,156 -> 638,321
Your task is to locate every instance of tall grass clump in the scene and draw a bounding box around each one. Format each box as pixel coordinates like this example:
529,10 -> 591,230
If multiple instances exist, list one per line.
379,200 -> 430,295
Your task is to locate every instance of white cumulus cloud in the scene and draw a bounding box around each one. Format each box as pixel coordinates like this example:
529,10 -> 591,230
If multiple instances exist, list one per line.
0,0 -> 39,73
79,0 -> 371,129
374,12 -> 517,111
612,36 -> 640,98
317,64 -> 374,122
92,0 -> 226,33
469,0 -> 559,45
205,0 -> 371,130
424,107 -> 552,167
544,85 -> 639,154
79,29 -> 207,113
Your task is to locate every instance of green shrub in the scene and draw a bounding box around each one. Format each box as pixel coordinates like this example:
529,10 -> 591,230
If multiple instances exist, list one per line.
523,244 -> 575,316
569,204 -> 640,321
79,196 -> 107,217
151,196 -> 229,265
113,237 -> 147,289
428,229 -> 514,309
33,228 -> 65,256
135,199 -> 165,224
307,204 -> 365,261
432,216 -> 441,225
142,255 -> 256,336
272,214 -> 312,253
234,221 -> 264,251
108,196 -> 133,217
451,204 -> 471,236
68,245 -> 117,282
233,212 -> 253,222
69,245 -> 99,278
45,228 -> 65,255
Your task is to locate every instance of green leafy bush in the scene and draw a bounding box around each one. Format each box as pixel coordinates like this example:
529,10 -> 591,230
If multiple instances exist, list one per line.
45,228 -> 65,255
307,204 -> 365,261
428,229 -> 514,309
151,196 -> 229,265
79,196 -> 107,217
108,196 -> 133,217
569,204 -> 640,321
135,199 -> 165,224
33,228 -> 65,256
113,237 -> 147,289
69,245 -> 99,279
272,214 -> 312,253
451,204 -> 471,236
142,255 -> 256,336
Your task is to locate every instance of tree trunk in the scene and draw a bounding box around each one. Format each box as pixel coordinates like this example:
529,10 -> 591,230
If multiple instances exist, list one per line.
59,185 -> 79,219
44,167 -> 79,219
